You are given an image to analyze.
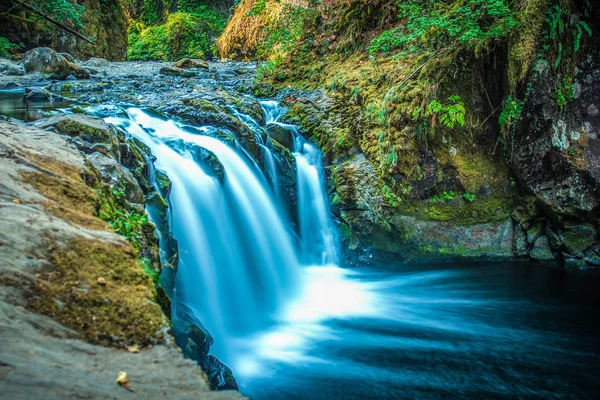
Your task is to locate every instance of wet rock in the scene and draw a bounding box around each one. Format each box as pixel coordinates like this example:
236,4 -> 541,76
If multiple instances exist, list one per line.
514,223 -> 529,257
563,254 -> 588,270
583,248 -> 600,267
174,58 -> 208,69
203,355 -> 239,391
0,58 -> 25,76
530,236 -> 554,263
23,87 -> 50,101
0,82 -> 19,89
196,148 -> 225,182
23,47 -> 90,80
514,46 -> 600,220
58,53 -> 75,63
562,224 -> 596,257
84,57 -> 110,68
214,70 -> 238,79
173,98 -> 258,157
87,152 -> 145,204
266,123 -> 294,149
155,170 -> 173,198
35,115 -> 121,160
159,66 -> 196,78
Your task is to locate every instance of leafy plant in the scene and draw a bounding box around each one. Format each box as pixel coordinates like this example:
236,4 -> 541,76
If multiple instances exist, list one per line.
0,37 -> 20,57
128,11 -> 227,61
35,0 -> 85,29
425,96 -> 466,129
369,0 -> 518,55
498,96 -> 524,128
382,184 -> 402,207
573,20 -> 592,52
463,192 -> 476,202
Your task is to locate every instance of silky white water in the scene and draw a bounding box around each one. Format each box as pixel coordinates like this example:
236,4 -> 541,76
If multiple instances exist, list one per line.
104,102 -> 366,370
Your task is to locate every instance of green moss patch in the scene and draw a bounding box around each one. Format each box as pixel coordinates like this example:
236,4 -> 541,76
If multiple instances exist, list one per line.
29,238 -> 166,347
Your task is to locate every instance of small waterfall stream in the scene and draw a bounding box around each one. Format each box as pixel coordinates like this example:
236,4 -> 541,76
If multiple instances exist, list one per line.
104,100 -> 351,369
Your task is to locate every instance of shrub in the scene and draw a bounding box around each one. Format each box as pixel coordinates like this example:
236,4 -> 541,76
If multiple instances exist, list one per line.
369,0 -> 518,55
128,11 -> 227,61
0,37 -> 20,57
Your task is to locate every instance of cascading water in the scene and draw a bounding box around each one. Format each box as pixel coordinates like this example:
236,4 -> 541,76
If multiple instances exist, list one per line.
103,100 -> 345,366
261,101 -> 339,265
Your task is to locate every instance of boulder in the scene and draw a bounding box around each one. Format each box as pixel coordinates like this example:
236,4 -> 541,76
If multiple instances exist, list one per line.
0,58 -> 25,76
266,123 -> 294,149
59,53 -> 75,63
174,58 -> 208,70
530,236 -> 554,263
23,48 -> 90,80
84,57 -> 110,68
563,225 -> 597,258
159,66 -> 197,78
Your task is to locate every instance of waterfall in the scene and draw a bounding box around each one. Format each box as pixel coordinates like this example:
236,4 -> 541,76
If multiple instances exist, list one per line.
261,101 -> 339,265
104,100 -> 338,363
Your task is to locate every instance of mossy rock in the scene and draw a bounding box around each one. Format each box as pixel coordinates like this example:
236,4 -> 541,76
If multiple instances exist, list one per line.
29,238 -> 166,347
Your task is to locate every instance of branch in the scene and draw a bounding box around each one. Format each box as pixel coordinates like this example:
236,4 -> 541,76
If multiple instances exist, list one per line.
399,45 -> 456,89
12,0 -> 95,45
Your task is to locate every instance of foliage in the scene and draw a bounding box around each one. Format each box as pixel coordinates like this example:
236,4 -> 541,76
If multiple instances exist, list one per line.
248,0 -> 270,16
573,21 -> 592,52
35,0 -> 85,29
0,37 -> 20,57
369,0 -> 518,55
256,4 -> 317,60
382,184 -> 402,206
128,11 -> 227,61
498,95 -> 524,128
432,190 -> 456,203
419,95 -> 466,129
463,192 -> 476,202
99,188 -> 149,249
556,76 -> 574,108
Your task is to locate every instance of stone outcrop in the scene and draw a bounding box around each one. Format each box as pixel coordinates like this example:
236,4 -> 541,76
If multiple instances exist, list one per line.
0,118 -> 246,398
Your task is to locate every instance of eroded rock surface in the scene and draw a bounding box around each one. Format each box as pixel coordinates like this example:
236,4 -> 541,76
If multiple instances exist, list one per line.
0,119 -> 246,399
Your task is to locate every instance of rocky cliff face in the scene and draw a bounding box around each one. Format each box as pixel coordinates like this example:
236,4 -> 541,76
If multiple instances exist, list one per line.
0,0 -> 128,61
233,0 -> 600,268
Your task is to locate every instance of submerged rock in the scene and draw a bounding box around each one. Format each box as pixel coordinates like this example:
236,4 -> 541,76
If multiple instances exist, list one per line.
23,47 -> 90,80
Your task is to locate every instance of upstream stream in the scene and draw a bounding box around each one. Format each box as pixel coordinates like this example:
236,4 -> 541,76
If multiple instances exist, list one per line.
1,68 -> 599,399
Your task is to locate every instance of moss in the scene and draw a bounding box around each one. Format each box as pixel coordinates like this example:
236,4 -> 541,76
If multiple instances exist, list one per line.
507,0 -> 548,90
29,238 -> 166,347
182,98 -> 225,114
398,194 -> 514,226
20,156 -> 109,231
54,119 -> 115,144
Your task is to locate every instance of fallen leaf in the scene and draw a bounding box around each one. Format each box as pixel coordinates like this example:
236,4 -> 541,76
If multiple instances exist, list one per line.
126,345 -> 139,353
97,277 -> 107,286
116,371 -> 134,392
135,284 -> 145,291
12,198 -> 21,204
